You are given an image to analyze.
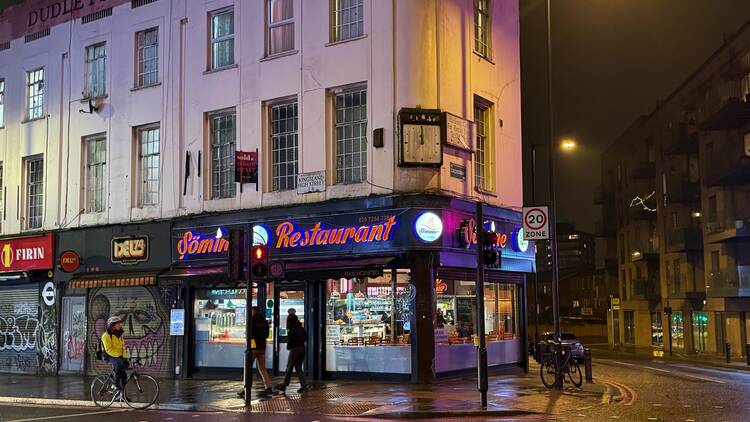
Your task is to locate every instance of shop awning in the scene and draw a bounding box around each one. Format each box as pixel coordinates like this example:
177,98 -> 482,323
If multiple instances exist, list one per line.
159,266 -> 227,279
68,272 -> 158,289
284,256 -> 395,279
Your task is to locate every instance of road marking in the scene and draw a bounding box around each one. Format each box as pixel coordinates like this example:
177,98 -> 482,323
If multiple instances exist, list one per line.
652,403 -> 663,406
612,361 -> 636,366
682,404 -> 692,408
608,359 -> 726,384
647,418 -> 658,421
714,405 -> 724,409
8,409 -> 129,422
610,416 -> 620,419
685,419 -> 695,422
646,366 -> 671,373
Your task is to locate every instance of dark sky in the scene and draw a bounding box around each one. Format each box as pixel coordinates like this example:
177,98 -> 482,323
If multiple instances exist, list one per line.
521,0 -> 750,233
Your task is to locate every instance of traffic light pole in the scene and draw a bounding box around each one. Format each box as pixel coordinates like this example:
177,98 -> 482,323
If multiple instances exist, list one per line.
244,224 -> 254,406
476,201 -> 488,408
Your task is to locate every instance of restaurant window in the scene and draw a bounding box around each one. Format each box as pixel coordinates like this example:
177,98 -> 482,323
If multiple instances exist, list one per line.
331,0 -> 363,43
136,27 -> 158,87
85,42 -> 106,98
267,0 -> 294,56
269,100 -> 298,191
137,125 -> 160,206
623,310 -> 635,344
650,311 -> 662,346
209,109 -> 236,199
24,156 -> 44,229
84,134 -> 107,213
209,7 -> 234,70
434,280 -> 520,373
193,287 -> 270,368
474,0 -> 491,58
325,272 -> 412,374
26,68 -> 44,120
671,311 -> 684,349
334,86 -> 367,184
474,96 -> 494,191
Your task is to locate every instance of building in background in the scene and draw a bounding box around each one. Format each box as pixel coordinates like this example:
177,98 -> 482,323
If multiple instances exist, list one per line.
0,0 -> 531,382
599,18 -> 750,359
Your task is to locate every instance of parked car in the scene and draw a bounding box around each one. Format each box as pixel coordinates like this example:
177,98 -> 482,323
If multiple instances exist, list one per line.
539,332 -> 585,362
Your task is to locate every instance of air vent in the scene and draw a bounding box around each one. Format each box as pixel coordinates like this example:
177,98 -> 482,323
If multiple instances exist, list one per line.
0,41 -> 10,51
24,28 -> 50,43
81,7 -> 112,24
132,0 -> 158,8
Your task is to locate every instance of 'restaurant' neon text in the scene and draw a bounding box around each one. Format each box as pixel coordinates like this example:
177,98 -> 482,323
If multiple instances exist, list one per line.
275,217 -> 398,249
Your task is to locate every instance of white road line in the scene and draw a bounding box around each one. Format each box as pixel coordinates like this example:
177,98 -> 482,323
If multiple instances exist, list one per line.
612,361 -> 637,366
606,360 -> 726,383
8,409 -> 129,422
645,366 -> 671,373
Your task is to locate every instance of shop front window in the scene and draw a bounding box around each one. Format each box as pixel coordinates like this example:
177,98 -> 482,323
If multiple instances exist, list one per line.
325,272 -> 412,374
692,311 -> 708,353
671,311 -> 684,349
650,311 -> 663,346
434,280 -> 521,373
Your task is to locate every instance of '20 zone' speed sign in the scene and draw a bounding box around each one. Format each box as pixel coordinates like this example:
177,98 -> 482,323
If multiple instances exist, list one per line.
522,206 -> 549,240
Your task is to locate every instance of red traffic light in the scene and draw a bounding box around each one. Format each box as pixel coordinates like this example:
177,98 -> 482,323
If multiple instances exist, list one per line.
250,245 -> 269,279
484,231 -> 499,247
251,245 -> 267,261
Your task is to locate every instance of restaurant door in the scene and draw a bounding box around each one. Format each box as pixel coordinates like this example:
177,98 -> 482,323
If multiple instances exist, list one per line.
273,283 -> 307,375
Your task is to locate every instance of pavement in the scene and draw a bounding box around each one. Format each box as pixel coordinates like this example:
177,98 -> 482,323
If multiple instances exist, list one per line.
0,365 -> 615,420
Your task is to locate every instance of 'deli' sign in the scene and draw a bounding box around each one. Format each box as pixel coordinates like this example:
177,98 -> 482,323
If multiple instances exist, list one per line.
111,236 -> 149,264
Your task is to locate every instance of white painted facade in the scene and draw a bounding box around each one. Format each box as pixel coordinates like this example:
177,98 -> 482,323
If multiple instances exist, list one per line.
0,0 -> 522,235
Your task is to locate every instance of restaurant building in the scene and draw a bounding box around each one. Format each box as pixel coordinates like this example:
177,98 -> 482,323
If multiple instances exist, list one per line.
165,194 -> 533,382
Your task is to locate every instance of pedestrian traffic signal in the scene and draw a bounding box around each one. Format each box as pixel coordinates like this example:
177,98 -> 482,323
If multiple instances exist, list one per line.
483,231 -> 501,268
250,245 -> 268,279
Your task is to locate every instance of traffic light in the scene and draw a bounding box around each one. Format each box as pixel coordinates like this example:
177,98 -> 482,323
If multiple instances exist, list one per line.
250,244 -> 269,279
483,231 -> 501,268
228,229 -> 245,281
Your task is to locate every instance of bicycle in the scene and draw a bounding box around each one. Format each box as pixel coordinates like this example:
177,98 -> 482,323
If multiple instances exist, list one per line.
91,357 -> 160,409
539,342 -> 583,389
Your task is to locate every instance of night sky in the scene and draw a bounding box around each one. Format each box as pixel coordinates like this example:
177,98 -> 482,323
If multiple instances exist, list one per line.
521,0 -> 750,233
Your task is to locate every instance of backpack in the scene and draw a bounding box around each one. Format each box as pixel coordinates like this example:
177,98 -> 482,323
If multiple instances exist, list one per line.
96,335 -> 110,360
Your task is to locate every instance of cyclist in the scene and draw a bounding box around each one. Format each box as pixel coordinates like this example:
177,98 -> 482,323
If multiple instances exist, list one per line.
102,316 -> 129,393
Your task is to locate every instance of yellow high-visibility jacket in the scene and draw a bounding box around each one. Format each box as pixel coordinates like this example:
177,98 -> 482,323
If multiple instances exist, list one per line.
101,332 -> 127,359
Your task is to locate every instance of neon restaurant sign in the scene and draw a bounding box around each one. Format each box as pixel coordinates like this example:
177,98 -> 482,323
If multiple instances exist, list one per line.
275,216 -> 399,249
177,229 -> 229,260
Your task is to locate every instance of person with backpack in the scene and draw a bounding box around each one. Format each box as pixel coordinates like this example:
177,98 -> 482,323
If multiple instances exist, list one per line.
276,313 -> 309,394
101,316 -> 128,393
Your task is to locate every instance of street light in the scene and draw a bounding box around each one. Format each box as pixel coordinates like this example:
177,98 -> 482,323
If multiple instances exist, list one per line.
560,139 -> 577,152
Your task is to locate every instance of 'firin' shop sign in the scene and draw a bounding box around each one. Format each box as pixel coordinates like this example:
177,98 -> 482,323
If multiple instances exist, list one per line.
274,217 -> 399,249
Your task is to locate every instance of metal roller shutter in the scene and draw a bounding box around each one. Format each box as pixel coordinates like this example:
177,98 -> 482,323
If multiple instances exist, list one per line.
0,285 -> 40,374
87,286 -> 173,377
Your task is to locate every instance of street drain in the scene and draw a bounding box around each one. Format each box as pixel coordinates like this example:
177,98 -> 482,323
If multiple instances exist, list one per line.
251,397 -> 380,416
324,402 -> 381,416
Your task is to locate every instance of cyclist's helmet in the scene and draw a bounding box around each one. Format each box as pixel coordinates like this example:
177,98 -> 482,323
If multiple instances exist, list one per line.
106,316 -> 122,328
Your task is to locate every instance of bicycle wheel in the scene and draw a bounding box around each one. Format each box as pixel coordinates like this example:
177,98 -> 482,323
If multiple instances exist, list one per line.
91,375 -> 117,408
123,374 -> 159,409
540,358 -> 558,389
567,360 -> 583,388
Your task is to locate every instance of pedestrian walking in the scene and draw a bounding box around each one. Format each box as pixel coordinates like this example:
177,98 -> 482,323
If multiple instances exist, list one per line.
238,307 -> 273,398
276,313 -> 309,394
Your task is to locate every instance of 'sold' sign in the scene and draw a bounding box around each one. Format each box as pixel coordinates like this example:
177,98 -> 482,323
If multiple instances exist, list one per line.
111,236 -> 149,264
235,151 -> 258,184
0,234 -> 54,272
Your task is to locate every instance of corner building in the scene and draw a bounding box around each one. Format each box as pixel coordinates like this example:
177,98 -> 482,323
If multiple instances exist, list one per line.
0,0 -> 529,382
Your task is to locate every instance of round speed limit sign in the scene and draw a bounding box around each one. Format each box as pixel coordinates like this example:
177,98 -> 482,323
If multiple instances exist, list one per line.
522,206 -> 549,240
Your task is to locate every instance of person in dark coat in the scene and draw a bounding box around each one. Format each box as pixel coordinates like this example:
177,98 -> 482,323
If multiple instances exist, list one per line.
238,307 -> 272,398
276,314 -> 309,393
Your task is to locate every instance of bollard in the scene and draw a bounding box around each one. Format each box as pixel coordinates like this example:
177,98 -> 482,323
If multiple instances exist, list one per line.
725,342 -> 731,364
746,344 -> 750,366
584,348 -> 593,383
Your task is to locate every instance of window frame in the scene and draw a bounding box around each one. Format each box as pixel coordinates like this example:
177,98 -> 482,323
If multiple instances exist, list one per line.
332,85 -> 368,185
208,6 -> 235,71
267,0 -> 295,56
85,42 -> 107,99
135,27 -> 159,88
268,98 -> 299,192
26,68 -> 45,121
208,108 -> 237,199
473,0 -> 491,59
330,0 -> 364,43
83,134 -> 107,213
24,155 -> 44,230
474,96 -> 495,192
136,124 -> 161,207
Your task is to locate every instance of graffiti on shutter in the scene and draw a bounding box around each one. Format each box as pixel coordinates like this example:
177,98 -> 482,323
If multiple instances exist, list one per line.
87,286 -> 174,377
61,296 -> 86,373
0,286 -> 40,373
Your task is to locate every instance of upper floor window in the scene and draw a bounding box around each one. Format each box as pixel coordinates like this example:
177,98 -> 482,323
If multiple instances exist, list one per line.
331,0 -> 363,43
268,0 -> 294,55
24,156 -> 44,229
85,42 -> 107,98
0,79 -> 4,127
209,109 -> 236,199
26,68 -> 44,120
210,7 -> 234,70
84,135 -> 107,213
474,96 -> 494,191
269,100 -> 298,191
334,87 -> 367,184
136,28 -> 159,87
474,0 -> 491,59
137,125 -> 160,206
